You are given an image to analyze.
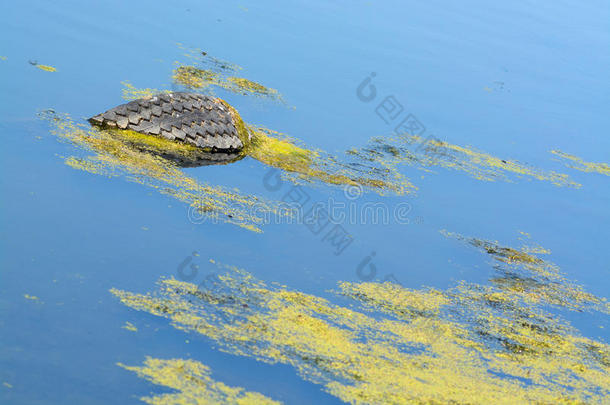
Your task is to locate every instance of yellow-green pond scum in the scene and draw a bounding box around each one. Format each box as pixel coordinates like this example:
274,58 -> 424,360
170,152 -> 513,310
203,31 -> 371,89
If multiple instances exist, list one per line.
112,234 -> 609,404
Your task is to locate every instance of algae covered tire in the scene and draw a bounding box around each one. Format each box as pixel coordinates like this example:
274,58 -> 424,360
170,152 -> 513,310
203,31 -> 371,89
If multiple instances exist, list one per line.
89,92 -> 250,153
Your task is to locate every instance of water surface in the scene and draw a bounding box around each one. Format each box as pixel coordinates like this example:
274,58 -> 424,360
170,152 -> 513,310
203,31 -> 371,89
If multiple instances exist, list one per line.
1,1 -> 609,404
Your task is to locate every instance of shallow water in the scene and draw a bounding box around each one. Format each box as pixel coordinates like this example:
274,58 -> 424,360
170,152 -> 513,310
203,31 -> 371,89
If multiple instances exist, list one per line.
1,1 -> 609,404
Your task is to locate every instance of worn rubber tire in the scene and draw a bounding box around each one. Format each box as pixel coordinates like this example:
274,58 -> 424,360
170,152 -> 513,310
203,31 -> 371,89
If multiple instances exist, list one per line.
89,92 -> 245,152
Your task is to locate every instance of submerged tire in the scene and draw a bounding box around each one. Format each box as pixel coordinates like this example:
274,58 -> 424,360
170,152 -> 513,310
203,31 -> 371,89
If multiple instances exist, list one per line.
89,92 -> 246,152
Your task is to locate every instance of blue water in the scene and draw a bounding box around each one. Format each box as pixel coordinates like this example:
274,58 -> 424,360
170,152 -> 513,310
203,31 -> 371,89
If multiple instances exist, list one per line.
1,0 -> 609,403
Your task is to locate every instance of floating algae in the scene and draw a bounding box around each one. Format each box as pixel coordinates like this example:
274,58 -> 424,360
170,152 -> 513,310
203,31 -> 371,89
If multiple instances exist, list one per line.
118,357 -> 281,405
31,63 -> 57,72
36,65 -> 56,72
441,230 -> 610,314
172,66 -> 220,91
172,65 -> 284,103
551,150 -> 610,177
111,247 -> 609,404
245,124 -> 415,195
122,322 -> 138,332
226,76 -> 283,100
41,111 -> 285,232
121,81 -> 170,101
349,134 -> 581,188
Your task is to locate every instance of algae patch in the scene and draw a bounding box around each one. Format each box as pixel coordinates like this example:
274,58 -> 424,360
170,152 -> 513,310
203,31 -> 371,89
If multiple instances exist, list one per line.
441,230 -> 610,314
349,134 -> 581,188
121,81 -> 170,101
246,125 -> 416,195
119,357 -> 281,405
111,249 -> 610,404
172,66 -> 220,90
551,150 -> 610,177
35,64 -> 57,72
122,321 -> 138,332
172,65 -> 284,103
226,76 -> 283,100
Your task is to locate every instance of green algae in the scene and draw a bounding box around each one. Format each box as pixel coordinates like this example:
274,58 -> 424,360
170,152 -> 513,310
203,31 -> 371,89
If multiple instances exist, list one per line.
441,230 -> 610,314
118,357 -> 281,405
172,66 -> 220,91
111,243 -> 610,404
551,150 -> 610,177
34,64 -> 56,72
121,81 -> 170,101
226,76 -> 283,100
245,124 -> 415,195
349,134 -> 581,188
172,65 -> 285,103
122,321 -> 137,332
41,111 -> 286,232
